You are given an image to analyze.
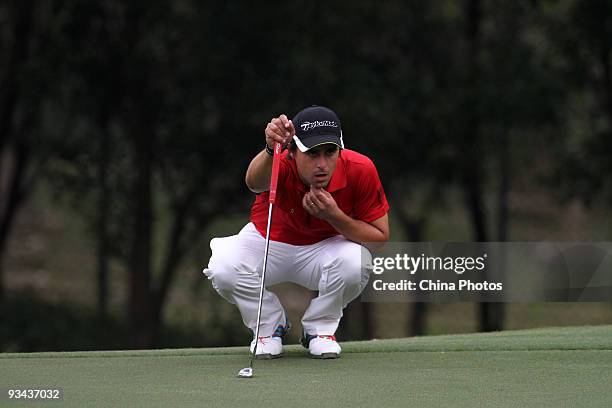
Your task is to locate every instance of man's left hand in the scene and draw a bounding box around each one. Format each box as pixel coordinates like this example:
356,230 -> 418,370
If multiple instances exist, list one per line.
303,186 -> 341,221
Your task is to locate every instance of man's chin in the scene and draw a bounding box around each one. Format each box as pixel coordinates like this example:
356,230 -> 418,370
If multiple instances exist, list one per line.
311,179 -> 329,188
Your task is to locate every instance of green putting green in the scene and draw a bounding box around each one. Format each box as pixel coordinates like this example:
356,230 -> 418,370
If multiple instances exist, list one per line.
1,325 -> 611,407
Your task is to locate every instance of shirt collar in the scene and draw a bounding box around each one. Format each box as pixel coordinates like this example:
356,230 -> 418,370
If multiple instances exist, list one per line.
326,153 -> 347,192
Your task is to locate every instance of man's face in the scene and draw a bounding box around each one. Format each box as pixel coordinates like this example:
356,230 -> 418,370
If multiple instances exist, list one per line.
294,144 -> 340,188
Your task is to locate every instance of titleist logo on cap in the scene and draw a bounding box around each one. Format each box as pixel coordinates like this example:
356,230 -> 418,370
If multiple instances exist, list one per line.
300,120 -> 338,131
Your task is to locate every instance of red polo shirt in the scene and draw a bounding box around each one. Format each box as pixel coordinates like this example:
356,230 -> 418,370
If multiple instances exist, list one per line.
250,149 -> 389,245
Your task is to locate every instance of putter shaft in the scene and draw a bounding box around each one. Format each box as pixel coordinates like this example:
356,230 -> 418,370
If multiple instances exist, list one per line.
249,202 -> 274,368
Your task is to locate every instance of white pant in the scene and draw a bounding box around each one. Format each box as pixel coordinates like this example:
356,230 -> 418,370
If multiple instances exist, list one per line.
203,223 -> 371,337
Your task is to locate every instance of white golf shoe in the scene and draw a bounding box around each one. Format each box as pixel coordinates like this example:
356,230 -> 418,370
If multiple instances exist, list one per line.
302,334 -> 341,359
250,336 -> 283,359
250,319 -> 290,359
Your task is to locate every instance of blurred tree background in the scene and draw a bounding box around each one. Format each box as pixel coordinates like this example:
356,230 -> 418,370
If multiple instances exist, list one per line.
1,0 -> 611,351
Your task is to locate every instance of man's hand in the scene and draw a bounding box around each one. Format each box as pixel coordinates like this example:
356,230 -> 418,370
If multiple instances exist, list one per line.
246,113 -> 295,193
265,114 -> 295,148
303,186 -> 341,221
304,185 -> 389,246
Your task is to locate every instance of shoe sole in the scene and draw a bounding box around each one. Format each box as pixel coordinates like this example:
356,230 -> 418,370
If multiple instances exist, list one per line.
309,352 -> 340,359
255,353 -> 283,360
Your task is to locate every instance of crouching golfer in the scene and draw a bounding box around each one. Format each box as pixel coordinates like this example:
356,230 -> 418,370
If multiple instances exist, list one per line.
203,106 -> 389,358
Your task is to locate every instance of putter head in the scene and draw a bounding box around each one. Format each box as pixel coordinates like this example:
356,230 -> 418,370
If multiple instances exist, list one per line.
238,367 -> 253,378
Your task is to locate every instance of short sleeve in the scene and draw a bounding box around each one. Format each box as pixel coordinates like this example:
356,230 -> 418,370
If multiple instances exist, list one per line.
352,160 -> 389,223
252,152 -> 292,202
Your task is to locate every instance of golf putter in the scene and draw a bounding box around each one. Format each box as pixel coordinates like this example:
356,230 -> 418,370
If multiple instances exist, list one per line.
238,141 -> 282,379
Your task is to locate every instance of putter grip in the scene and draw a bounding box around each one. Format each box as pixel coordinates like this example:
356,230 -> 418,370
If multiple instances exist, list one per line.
268,142 -> 281,204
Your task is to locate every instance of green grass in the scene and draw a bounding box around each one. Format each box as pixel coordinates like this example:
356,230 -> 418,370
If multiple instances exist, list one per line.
2,325 -> 612,407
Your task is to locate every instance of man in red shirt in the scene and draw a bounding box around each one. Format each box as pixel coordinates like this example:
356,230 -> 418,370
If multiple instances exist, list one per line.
203,106 -> 389,358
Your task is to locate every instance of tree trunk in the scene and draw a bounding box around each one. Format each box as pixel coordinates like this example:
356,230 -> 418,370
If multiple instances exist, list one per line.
0,144 -> 29,301
406,217 -> 428,336
490,129 -> 509,331
150,203 -> 189,345
360,302 -> 374,340
0,1 -> 35,155
391,189 -> 430,337
462,0 -> 502,332
96,124 -> 111,321
0,1 -> 36,301
410,302 -> 427,336
599,45 -> 612,124
128,128 -> 154,348
463,0 -> 486,242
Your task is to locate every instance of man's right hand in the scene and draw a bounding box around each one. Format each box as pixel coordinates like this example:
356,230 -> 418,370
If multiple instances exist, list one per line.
246,114 -> 295,193
265,114 -> 295,148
